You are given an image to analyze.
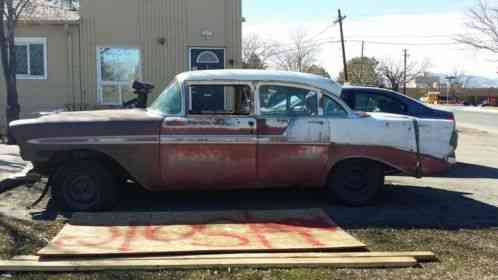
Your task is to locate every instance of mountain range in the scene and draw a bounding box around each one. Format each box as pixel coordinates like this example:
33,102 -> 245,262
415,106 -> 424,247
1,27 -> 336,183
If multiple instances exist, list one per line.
430,73 -> 498,88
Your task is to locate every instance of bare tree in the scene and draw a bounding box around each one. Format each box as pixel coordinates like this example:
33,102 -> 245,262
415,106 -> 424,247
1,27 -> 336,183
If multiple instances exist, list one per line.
1,0 -> 45,141
457,0 -> 498,54
304,64 -> 330,78
378,57 -> 430,92
274,29 -> 320,72
242,33 -> 279,69
448,68 -> 472,88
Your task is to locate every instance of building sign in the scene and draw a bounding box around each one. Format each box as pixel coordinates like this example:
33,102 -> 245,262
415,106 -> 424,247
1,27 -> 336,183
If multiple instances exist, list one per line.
190,48 -> 225,70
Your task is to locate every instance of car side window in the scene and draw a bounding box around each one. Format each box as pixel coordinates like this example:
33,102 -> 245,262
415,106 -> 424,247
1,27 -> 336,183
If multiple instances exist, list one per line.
355,93 -> 407,114
259,85 -> 318,117
188,84 -> 253,115
322,96 -> 348,118
149,81 -> 182,115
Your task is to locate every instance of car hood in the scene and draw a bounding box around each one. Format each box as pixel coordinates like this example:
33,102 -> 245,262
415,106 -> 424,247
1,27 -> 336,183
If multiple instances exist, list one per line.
9,109 -> 160,126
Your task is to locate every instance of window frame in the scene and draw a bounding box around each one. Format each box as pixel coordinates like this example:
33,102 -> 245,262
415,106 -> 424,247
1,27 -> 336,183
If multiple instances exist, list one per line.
353,91 -> 408,115
256,82 -> 350,118
321,94 -> 350,118
148,80 -> 185,117
15,37 -> 48,80
96,46 -> 143,106
188,47 -> 226,70
256,82 -> 323,117
185,80 -> 256,116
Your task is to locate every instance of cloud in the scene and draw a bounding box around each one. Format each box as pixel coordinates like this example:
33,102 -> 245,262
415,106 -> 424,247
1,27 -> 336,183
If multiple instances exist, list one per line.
243,12 -> 498,79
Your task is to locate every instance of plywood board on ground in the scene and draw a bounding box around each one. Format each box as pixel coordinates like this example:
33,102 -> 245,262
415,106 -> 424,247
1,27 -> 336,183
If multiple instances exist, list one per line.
0,257 -> 418,272
38,209 -> 366,256
15,251 -> 437,262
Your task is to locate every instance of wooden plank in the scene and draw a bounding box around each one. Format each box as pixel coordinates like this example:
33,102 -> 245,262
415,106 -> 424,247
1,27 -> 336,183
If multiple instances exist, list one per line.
0,257 -> 418,272
38,209 -> 366,256
14,251 -> 437,262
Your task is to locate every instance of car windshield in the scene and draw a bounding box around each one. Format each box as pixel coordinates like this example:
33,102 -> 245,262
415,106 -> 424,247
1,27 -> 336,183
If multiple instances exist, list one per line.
148,81 -> 182,115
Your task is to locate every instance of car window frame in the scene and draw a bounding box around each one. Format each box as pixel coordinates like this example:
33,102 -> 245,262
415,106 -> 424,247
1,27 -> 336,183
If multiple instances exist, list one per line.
185,80 -> 256,117
148,79 -> 186,117
320,93 -> 350,118
256,82 -> 323,118
255,81 -> 355,119
352,90 -> 408,114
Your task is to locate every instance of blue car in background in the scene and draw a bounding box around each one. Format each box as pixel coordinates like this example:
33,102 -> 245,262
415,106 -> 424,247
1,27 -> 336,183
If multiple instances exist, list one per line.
340,86 -> 455,120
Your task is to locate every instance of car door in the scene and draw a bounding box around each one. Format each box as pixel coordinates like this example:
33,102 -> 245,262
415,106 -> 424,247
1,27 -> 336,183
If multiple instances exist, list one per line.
160,82 -> 258,189
256,83 -> 330,187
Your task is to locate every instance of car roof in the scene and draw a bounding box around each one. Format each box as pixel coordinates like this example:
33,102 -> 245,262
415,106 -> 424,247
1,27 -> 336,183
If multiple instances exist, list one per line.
176,69 -> 342,96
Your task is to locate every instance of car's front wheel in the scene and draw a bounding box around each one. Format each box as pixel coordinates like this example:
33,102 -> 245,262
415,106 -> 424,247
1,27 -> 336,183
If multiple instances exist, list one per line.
327,159 -> 385,206
51,160 -> 118,212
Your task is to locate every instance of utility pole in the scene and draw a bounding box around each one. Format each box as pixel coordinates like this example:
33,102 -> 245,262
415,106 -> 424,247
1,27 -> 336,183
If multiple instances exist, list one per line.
446,76 -> 456,105
359,40 -> 365,85
403,49 -> 408,95
336,9 -> 348,83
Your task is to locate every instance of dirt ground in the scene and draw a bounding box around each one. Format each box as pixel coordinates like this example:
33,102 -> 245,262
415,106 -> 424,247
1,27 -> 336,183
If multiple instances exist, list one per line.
0,126 -> 497,279
0,126 -> 497,227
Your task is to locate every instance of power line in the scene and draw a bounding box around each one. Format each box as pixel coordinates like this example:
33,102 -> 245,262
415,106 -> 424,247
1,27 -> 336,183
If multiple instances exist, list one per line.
346,40 -> 461,46
346,34 -> 457,39
304,22 -> 337,43
270,39 -> 342,56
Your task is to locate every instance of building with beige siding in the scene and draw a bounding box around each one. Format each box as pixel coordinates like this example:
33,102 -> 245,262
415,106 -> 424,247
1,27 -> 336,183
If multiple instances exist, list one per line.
0,0 -> 242,132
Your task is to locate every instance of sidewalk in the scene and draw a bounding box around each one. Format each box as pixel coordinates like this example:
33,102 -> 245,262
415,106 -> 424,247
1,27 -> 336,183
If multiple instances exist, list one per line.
0,145 -> 30,181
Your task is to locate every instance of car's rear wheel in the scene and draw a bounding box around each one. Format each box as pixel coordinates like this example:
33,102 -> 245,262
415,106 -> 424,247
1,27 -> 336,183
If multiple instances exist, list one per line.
51,160 -> 118,212
327,159 -> 385,206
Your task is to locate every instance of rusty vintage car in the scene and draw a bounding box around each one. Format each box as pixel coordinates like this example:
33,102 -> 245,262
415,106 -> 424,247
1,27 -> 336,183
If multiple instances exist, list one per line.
9,70 -> 458,211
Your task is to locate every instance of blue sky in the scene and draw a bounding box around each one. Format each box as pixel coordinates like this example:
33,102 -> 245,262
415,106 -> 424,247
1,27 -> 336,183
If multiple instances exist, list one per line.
243,0 -> 498,79
243,0 -> 476,21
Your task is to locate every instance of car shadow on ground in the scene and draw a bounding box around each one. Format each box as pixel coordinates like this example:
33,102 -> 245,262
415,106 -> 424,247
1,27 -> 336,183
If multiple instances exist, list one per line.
31,182 -> 498,230
443,162 -> 498,179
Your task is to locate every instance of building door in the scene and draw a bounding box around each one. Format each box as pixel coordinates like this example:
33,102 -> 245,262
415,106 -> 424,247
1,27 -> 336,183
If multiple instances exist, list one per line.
189,48 -> 225,70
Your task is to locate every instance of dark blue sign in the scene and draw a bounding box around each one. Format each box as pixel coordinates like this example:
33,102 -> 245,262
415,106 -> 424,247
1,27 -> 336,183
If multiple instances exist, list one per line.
190,48 -> 225,70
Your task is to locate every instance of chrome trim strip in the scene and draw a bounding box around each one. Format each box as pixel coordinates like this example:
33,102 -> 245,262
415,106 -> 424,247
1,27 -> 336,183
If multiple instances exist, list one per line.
160,135 -> 328,145
160,135 -> 258,144
27,135 -> 330,146
27,135 -> 159,145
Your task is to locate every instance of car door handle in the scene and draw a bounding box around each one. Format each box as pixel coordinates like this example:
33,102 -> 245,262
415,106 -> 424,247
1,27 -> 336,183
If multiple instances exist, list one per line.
308,120 -> 324,125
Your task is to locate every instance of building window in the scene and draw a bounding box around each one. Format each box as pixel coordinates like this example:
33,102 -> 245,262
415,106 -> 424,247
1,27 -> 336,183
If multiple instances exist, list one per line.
15,38 -> 47,80
196,51 -> 220,64
97,47 -> 141,105
189,48 -> 225,70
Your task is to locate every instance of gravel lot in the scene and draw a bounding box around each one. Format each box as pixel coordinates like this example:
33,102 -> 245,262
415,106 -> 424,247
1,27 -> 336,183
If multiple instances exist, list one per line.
0,125 -> 497,230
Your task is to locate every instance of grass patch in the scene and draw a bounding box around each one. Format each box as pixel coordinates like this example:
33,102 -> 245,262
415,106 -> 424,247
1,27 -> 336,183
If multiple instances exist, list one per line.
0,216 -> 497,280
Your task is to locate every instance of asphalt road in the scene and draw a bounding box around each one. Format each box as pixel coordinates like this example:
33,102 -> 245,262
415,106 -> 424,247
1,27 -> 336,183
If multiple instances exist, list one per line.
432,105 -> 498,134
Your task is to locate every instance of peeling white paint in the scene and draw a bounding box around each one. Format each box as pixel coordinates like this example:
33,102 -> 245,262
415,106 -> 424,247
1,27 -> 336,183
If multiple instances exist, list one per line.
329,113 -> 418,154
417,118 -> 455,159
